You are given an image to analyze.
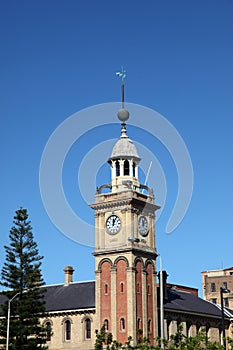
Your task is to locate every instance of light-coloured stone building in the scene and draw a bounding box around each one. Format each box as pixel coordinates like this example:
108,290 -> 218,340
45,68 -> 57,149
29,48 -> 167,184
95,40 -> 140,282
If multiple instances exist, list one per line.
202,267 -> 233,308
33,268 -> 233,349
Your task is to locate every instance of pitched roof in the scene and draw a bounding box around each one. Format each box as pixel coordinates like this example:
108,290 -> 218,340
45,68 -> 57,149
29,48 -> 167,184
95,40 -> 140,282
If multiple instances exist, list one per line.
224,267 -> 233,271
44,281 -> 95,312
0,281 -> 95,313
163,287 -> 225,318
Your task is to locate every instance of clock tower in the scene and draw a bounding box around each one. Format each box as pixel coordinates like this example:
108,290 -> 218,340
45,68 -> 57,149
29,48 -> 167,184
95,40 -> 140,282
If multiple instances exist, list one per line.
90,84 -> 160,345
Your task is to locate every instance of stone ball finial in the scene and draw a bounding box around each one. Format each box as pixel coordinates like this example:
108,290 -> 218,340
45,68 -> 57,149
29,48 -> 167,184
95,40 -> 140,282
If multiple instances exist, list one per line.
117,109 -> 130,122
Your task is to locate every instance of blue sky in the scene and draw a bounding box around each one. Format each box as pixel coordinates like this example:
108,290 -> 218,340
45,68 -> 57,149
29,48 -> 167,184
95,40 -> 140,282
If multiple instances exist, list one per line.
1,1 -> 233,295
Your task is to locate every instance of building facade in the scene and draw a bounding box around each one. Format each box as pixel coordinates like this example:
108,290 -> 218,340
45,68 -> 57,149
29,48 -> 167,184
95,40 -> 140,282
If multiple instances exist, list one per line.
202,267 -> 233,308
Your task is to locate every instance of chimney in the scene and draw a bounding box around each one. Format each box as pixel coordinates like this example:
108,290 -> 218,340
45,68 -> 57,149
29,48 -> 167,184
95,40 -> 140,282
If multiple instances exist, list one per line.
64,266 -> 74,285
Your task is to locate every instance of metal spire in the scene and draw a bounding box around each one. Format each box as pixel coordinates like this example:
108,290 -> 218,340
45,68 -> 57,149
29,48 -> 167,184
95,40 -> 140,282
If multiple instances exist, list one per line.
116,66 -> 126,108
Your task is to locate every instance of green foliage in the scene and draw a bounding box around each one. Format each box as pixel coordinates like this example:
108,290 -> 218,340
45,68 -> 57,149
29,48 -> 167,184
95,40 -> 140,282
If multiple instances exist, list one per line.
94,324 -> 225,350
163,325 -> 223,350
227,328 -> 233,350
0,208 -> 48,349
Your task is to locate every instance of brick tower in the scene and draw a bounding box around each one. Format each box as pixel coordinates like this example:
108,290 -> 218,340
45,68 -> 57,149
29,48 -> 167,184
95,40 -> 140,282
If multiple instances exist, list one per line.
90,81 -> 160,345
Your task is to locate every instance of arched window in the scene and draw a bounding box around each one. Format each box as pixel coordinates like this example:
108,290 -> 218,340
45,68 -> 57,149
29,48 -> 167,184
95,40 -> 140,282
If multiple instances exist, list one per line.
148,319 -> 152,333
120,282 -> 124,293
104,319 -> 109,331
104,283 -> 108,294
116,161 -> 120,177
136,282 -> 140,293
85,318 -> 91,339
137,318 -> 141,331
124,160 -> 129,175
120,317 -> 125,331
45,321 -> 52,341
64,319 -> 71,341
147,283 -> 151,294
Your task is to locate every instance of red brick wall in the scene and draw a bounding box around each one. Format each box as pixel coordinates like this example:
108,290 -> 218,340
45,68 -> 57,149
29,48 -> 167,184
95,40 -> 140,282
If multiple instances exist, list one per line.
116,259 -> 128,343
100,261 -> 111,331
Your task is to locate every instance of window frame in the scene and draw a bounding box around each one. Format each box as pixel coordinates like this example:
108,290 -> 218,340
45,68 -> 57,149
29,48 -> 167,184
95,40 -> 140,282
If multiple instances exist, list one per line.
222,281 -> 228,290
64,319 -> 71,341
104,319 -> 109,331
148,319 -> 152,334
104,283 -> 109,295
120,317 -> 126,332
210,282 -> 216,292
85,318 -> 91,340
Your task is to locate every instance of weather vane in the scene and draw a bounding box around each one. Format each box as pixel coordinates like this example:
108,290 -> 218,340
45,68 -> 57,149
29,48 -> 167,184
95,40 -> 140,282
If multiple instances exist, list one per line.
116,66 -> 126,108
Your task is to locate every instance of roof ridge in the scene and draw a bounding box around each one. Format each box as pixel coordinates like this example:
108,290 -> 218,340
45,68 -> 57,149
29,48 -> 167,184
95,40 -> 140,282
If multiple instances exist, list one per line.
44,280 -> 95,288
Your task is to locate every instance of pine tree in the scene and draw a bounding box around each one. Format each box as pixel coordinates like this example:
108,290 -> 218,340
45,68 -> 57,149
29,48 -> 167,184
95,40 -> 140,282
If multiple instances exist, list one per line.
0,208 -> 48,349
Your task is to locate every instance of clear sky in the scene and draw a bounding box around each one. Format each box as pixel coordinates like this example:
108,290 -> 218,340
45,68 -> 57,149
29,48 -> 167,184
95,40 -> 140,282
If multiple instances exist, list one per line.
1,1 -> 233,295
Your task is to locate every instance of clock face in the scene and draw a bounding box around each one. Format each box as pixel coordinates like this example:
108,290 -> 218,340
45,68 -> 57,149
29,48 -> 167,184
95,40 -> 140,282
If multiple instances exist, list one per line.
138,216 -> 148,236
106,215 -> 121,234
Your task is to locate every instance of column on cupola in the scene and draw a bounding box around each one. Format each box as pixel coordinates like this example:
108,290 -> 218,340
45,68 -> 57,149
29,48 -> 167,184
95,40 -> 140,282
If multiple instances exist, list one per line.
135,162 -> 138,179
119,159 -> 124,176
111,160 -> 116,178
129,159 -> 133,177
110,158 -> 139,180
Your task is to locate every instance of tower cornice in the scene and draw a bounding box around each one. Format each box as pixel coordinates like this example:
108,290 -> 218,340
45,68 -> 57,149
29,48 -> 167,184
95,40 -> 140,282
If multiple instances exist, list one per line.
90,190 -> 160,213
93,246 -> 157,260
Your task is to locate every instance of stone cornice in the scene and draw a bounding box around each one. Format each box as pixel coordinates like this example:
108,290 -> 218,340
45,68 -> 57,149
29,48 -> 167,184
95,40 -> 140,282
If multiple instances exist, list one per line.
90,196 -> 160,214
93,246 -> 157,260
42,308 -> 96,318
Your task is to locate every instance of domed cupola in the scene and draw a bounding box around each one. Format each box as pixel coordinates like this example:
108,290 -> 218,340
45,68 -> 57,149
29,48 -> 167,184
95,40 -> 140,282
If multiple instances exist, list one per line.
110,119 -> 140,161
108,104 -> 141,193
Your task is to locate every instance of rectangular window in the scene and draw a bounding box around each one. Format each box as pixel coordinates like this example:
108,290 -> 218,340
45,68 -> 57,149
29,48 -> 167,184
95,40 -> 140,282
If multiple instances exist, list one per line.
222,282 -> 228,289
210,282 -> 216,292
211,298 -> 217,304
223,298 -> 229,307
